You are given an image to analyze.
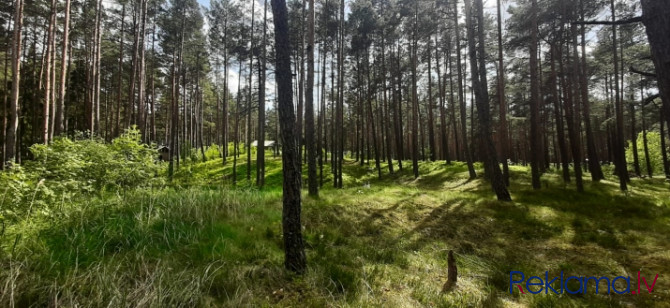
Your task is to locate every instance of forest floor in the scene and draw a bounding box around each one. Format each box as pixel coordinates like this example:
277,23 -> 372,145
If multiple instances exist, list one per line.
2,153 -> 670,307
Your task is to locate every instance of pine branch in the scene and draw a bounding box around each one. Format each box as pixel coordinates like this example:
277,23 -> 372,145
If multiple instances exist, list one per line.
642,93 -> 661,106
630,66 -> 657,78
572,16 -> 642,25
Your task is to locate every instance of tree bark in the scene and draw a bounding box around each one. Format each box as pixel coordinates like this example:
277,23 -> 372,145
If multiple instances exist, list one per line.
305,0 -> 317,195
43,0 -> 57,144
660,110 -> 670,178
550,45 -> 570,183
641,104 -> 652,178
271,0 -> 307,274
427,38 -> 436,162
611,0 -> 628,191
411,0 -> 419,178
257,0 -> 269,187
435,34 -> 449,164
453,0 -> 476,179
116,4 -> 125,138
640,0 -> 670,156
630,103 -> 641,176
497,0 -> 509,185
54,0 -> 69,136
465,0 -> 511,201
529,0 -> 541,189
580,0 -> 604,181
137,0 -> 148,138
247,0 -> 255,182
6,0 -> 24,165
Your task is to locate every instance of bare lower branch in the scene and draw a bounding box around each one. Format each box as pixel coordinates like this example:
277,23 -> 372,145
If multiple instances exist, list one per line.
642,93 -> 661,106
630,66 -> 657,78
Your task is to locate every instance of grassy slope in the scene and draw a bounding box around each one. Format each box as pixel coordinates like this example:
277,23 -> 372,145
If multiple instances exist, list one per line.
2,153 -> 670,307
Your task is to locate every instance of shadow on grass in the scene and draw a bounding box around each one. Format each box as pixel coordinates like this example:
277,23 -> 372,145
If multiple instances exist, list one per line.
5,158 -> 670,307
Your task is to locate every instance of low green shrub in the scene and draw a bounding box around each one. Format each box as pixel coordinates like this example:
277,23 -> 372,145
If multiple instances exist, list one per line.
0,128 -> 163,221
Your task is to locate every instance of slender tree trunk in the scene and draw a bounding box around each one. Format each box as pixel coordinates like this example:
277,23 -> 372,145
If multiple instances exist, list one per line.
169,53 -> 178,179
305,0 -> 317,194
43,0 -> 57,144
247,0 -> 256,182
233,59 -> 243,185
93,0 -> 103,135
394,41 -> 403,171
630,103 -> 641,176
222,19 -> 229,163
127,3 -> 141,129
334,0 -> 345,188
411,1 -> 419,178
427,38 -> 436,162
137,0 -> 148,137
529,0 -> 541,189
453,0 -> 476,179
580,0 -> 604,181
559,23 -> 583,192
497,0 -> 509,185
257,0 -> 269,187
150,12 -> 157,142
466,0 -> 511,201
381,17 -> 394,174
436,34 -> 449,164
6,0 -> 24,165
447,40 -> 460,161
611,0 -> 628,191
116,4 -> 125,138
2,20 -> 10,167
641,105 -> 652,178
660,110 -> 670,178
55,0 -> 71,137
271,0 -> 307,274
196,53 -> 206,161
366,51 -> 381,179
550,45 -> 570,183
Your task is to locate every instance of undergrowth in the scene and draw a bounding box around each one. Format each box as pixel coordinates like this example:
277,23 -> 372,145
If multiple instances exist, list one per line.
1,148 -> 670,307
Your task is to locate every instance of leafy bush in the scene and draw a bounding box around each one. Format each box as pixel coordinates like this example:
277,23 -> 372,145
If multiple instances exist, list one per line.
204,145 -> 222,161
626,131 -> 668,176
0,128 -> 163,221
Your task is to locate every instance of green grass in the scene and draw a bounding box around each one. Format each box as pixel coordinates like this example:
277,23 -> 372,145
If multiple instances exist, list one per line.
2,153 -> 670,307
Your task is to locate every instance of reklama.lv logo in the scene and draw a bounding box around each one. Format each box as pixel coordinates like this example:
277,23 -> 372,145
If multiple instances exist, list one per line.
510,271 -> 659,295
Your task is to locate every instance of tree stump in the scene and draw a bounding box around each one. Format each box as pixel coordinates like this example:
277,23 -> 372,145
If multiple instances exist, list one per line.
442,250 -> 458,292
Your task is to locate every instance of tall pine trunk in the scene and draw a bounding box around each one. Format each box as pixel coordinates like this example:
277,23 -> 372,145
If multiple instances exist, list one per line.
611,0 -> 628,191
465,0 -> 511,201
453,0 -> 476,179
497,0 -> 509,185
529,0 -> 541,189
579,0 -> 604,181
43,0 -> 57,144
6,0 -> 24,165
257,0 -> 268,187
271,0 -> 307,274
305,0 -> 317,195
